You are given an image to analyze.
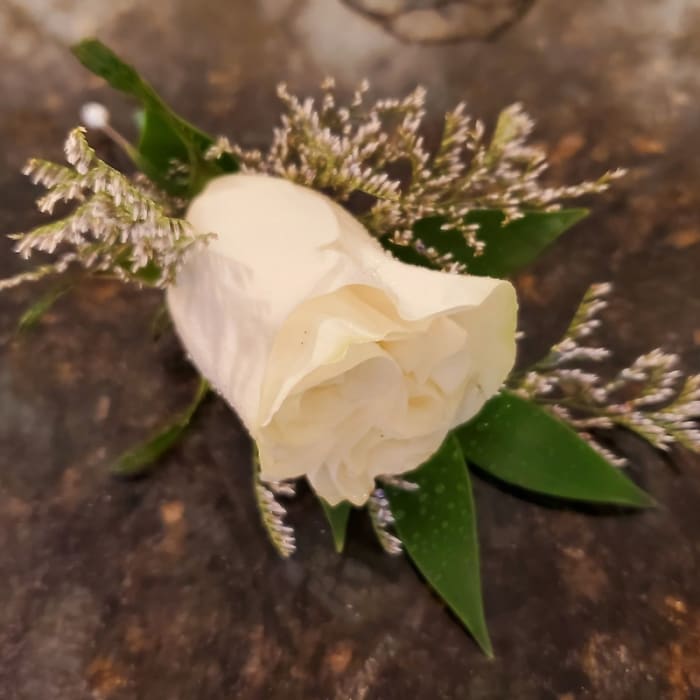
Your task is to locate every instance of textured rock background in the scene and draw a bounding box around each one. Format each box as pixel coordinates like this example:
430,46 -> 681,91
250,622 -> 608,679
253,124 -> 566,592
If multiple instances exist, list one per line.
0,1 -> 699,698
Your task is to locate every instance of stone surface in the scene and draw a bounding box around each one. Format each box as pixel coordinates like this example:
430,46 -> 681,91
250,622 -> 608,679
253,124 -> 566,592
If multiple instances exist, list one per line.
0,1 -> 699,698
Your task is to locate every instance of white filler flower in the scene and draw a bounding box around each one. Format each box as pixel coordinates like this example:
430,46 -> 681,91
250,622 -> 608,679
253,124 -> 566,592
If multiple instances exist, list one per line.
167,174 -> 517,505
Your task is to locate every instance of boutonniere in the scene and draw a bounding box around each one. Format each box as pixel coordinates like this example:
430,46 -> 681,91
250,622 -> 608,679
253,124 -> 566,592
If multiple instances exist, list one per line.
5,40 -> 697,655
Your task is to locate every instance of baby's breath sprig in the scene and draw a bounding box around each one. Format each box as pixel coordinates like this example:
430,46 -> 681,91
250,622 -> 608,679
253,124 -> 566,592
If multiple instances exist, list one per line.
1,127 -> 212,291
513,284 -> 700,464
208,80 -> 622,272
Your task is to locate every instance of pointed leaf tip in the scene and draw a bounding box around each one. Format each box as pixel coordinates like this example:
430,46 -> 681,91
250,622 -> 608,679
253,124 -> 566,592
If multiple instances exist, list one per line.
458,391 -> 655,509
385,436 -> 492,656
320,499 -> 352,553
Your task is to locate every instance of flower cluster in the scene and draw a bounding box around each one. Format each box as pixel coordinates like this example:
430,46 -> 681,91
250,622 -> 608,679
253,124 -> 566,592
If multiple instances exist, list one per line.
1,128 -> 211,291
208,80 -> 622,271
512,284 -> 700,464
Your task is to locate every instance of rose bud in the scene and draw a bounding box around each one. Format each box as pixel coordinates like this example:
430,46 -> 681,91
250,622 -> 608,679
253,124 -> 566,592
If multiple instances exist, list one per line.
167,174 -> 517,505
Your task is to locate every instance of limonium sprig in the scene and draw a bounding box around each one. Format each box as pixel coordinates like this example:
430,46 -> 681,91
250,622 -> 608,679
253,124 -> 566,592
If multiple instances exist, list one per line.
209,79 -> 623,272
512,283 -> 700,463
368,488 -> 403,555
253,453 -> 297,559
2,127 -> 209,292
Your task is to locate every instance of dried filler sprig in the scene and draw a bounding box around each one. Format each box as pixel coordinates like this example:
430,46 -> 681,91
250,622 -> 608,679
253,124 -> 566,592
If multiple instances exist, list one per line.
1,127 -> 212,291
253,458 -> 297,559
208,80 -> 623,271
513,284 -> 700,463
368,488 -> 403,555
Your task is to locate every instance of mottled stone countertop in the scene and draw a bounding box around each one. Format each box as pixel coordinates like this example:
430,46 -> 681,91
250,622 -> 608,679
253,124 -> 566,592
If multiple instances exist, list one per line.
0,1 -> 699,698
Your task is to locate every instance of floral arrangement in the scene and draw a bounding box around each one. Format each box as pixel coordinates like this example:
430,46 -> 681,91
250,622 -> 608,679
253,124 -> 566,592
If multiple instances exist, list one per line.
4,40 -> 698,656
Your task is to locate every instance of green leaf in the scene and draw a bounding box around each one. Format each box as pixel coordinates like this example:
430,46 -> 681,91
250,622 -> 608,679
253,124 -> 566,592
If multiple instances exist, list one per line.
462,209 -> 589,277
71,39 -> 237,195
122,259 -> 162,285
385,209 -> 588,278
111,377 -> 209,476
136,109 -> 191,188
112,423 -> 188,477
457,392 -> 655,508
385,436 -> 492,656
320,499 -> 352,553
17,282 -> 71,332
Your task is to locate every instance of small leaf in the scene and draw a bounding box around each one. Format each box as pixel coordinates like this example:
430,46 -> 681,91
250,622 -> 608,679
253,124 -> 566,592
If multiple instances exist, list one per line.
112,377 -> 209,476
136,110 -> 191,183
457,392 -> 655,507
320,499 -> 352,553
17,283 -> 71,332
385,436 -> 492,656
71,39 -> 237,195
385,209 -> 588,278
112,424 -> 187,477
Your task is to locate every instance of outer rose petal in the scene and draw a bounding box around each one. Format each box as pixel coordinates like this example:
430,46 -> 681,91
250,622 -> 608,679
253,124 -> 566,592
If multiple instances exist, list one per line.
167,174 -> 517,505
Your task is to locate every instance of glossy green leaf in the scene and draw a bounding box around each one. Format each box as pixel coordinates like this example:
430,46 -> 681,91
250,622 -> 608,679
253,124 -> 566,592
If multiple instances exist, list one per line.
385,208 -> 588,278
457,392 -> 655,507
463,209 -> 588,276
72,39 -> 237,195
320,499 -> 352,553
136,109 -> 191,188
112,377 -> 209,476
17,282 -> 71,332
385,436 -> 492,656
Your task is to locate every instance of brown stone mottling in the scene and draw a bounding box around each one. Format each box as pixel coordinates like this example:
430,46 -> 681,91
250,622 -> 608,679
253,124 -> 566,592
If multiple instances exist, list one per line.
580,633 -> 642,697
549,132 -> 586,165
0,1 -> 699,699
86,655 -> 130,698
326,641 -> 355,674
160,499 -> 185,525
654,597 -> 700,700
666,228 -> 700,250
557,546 -> 609,604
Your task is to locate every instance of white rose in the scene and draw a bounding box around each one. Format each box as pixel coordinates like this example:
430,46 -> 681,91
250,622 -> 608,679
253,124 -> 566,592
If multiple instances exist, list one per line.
167,174 -> 517,506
